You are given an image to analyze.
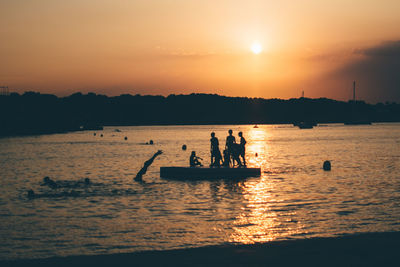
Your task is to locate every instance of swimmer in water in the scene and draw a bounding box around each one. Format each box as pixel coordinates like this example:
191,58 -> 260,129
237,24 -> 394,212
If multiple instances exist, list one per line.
41,176 -> 59,189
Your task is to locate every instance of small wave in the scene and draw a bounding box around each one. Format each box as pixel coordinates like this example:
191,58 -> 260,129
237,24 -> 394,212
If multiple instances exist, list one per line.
234,223 -> 257,228
40,178 -> 104,189
264,167 -> 300,175
336,210 -> 358,216
25,188 -> 139,200
109,245 -> 137,250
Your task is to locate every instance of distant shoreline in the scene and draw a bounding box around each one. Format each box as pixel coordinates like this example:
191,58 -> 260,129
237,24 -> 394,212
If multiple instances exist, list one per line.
3,231 -> 400,266
2,121 -> 400,139
1,92 -> 399,139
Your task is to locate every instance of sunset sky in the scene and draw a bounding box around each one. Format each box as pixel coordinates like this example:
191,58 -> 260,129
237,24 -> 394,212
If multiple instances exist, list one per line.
1,0 -> 400,103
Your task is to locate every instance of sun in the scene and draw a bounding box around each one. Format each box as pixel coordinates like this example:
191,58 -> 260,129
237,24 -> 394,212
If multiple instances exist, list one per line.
251,42 -> 262,54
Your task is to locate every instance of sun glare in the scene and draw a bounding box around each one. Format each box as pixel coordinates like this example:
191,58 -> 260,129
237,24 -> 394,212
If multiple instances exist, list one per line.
251,42 -> 262,54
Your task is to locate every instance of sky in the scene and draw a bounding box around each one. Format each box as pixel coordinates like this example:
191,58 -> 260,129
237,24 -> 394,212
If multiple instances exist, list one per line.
1,0 -> 400,103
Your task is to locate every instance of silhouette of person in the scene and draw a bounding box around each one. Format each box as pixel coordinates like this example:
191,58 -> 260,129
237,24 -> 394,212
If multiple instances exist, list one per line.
222,149 -> 230,167
41,176 -> 59,189
190,151 -> 203,167
27,189 -> 35,199
225,129 -> 236,167
231,143 -> 242,167
81,178 -> 91,186
238,131 -> 247,166
135,150 -> 163,181
210,132 -> 222,167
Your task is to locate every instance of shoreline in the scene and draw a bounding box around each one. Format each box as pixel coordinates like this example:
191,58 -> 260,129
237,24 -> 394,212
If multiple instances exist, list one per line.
3,231 -> 400,266
3,122 -> 400,140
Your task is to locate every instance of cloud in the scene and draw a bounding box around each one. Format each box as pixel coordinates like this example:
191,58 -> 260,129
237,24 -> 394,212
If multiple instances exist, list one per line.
330,41 -> 400,103
357,41 -> 400,57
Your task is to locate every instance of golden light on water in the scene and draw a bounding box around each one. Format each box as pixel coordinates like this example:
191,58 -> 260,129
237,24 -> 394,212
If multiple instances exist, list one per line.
230,175 -> 304,243
230,125 -> 303,243
231,179 -> 277,243
246,126 -> 269,168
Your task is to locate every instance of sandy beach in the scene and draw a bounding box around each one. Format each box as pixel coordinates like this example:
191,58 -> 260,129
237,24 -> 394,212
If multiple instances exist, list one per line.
3,231 -> 400,267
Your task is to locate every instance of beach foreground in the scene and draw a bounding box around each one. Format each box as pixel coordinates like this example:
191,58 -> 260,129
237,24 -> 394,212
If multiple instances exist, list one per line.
3,231 -> 400,267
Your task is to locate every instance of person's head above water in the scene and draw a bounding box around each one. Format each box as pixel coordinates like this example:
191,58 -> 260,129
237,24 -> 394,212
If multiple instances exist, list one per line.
211,132 -> 215,137
43,176 -> 51,183
238,131 -> 243,137
27,189 -> 35,198
228,129 -> 233,135
191,151 -> 196,156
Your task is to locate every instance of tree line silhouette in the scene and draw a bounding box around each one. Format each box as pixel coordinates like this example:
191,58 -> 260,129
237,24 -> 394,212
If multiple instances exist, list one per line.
1,91 -> 399,137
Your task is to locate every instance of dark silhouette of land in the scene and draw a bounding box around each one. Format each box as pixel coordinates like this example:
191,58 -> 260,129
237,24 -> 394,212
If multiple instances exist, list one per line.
1,92 -> 400,137
2,231 -> 400,267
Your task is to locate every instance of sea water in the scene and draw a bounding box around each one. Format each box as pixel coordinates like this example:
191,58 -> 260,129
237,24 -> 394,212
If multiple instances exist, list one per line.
1,123 -> 400,260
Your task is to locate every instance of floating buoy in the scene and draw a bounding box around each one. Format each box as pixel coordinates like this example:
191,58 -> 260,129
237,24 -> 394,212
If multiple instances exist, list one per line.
124,136 -> 128,140
323,160 -> 331,171
100,134 -> 103,137
182,144 -> 187,150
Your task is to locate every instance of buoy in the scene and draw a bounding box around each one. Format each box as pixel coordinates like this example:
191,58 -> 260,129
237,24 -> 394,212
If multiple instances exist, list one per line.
100,134 -> 103,137
182,144 -> 187,150
124,136 -> 128,140
323,160 -> 331,171
149,140 -> 154,145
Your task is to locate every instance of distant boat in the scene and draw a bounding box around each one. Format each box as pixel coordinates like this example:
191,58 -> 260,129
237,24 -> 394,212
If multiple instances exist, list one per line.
297,122 -> 314,129
293,121 -> 316,129
344,120 -> 372,125
160,167 -> 261,179
80,123 -> 103,131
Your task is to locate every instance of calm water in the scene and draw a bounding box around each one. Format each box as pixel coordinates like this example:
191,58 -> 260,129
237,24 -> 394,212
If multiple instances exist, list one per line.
1,124 -> 400,260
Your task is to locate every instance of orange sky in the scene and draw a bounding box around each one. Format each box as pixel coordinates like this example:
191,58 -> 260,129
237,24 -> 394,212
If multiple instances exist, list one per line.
1,0 -> 400,103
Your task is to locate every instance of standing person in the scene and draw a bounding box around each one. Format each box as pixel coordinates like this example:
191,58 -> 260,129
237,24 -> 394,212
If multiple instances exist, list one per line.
210,132 -> 222,167
238,131 -> 246,166
225,129 -> 236,167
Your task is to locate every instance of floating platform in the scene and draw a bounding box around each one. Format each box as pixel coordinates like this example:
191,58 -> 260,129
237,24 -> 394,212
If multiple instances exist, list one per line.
160,167 -> 261,179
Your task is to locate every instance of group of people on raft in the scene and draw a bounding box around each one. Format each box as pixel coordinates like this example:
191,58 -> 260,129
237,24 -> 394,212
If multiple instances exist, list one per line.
190,129 -> 246,168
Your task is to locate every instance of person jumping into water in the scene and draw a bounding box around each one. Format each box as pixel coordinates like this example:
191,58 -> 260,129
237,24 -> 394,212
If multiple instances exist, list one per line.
135,150 -> 163,181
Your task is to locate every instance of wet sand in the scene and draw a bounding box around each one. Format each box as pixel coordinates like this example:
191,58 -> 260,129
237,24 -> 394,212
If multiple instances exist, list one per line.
3,231 -> 400,267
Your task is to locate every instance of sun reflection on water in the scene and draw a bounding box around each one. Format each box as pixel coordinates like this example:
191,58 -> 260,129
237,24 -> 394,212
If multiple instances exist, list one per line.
230,126 -> 303,244
246,126 -> 270,169
231,178 -> 303,244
